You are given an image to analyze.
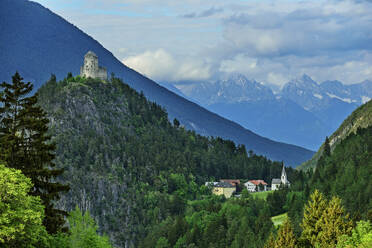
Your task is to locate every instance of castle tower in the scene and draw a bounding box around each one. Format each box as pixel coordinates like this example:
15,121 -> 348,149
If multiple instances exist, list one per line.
80,51 -> 107,80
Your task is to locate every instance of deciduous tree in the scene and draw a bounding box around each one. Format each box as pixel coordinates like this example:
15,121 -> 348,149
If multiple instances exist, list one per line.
0,164 -> 49,247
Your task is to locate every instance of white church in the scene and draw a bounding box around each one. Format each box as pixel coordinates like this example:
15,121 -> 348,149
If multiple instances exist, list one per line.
271,164 -> 290,190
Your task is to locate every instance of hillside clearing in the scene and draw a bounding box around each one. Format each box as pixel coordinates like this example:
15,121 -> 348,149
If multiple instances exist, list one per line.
271,213 -> 287,226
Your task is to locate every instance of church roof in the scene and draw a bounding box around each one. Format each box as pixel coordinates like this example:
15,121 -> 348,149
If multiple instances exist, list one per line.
85,51 -> 97,58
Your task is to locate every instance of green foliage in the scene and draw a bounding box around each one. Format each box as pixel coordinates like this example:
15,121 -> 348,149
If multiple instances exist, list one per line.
68,206 -> 112,248
337,221 -> 372,248
0,72 -> 69,234
34,74 -> 307,246
141,196 -> 273,248
155,237 -> 170,248
271,213 -> 287,227
310,126 -> 372,219
0,164 -> 49,247
252,190 -> 272,200
300,190 -> 352,247
267,187 -> 290,216
324,136 -> 331,157
299,99 -> 372,170
316,197 -> 353,248
274,218 -> 297,248
300,190 -> 328,246
286,191 -> 307,236
264,233 -> 276,248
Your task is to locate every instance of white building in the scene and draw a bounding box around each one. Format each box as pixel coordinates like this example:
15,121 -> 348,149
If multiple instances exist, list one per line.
244,180 -> 268,192
271,164 -> 290,190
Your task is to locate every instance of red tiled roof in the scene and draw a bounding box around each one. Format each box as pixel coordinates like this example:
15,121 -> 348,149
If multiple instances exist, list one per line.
220,179 -> 241,185
248,180 -> 268,186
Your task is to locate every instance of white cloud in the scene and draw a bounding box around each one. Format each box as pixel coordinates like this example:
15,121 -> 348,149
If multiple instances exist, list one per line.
122,49 -> 211,82
32,0 -> 372,86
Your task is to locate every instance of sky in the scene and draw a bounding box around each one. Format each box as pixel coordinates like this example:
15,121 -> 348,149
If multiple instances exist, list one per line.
33,0 -> 372,86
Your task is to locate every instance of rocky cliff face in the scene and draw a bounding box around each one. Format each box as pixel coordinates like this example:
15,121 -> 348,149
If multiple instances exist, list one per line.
39,79 -> 136,246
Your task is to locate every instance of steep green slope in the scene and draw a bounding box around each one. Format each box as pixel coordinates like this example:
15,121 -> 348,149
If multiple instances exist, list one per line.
299,100 -> 372,171
37,75 -> 303,247
309,126 -> 372,218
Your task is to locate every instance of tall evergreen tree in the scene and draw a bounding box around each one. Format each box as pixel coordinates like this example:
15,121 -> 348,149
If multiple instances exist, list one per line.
0,72 -> 69,234
300,190 -> 327,246
274,218 -> 297,248
317,197 -> 353,248
264,233 -> 276,248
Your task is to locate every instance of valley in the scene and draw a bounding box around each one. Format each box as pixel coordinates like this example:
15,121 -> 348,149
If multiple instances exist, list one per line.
0,0 -> 371,247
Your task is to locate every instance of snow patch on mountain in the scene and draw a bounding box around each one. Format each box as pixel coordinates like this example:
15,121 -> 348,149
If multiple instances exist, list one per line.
326,93 -> 356,103
313,93 -> 323,99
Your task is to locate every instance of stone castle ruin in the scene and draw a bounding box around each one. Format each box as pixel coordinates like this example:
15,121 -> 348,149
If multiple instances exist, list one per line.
80,51 -> 107,80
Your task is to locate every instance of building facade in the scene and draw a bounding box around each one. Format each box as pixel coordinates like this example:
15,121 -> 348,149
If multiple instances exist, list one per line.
209,182 -> 236,198
271,164 -> 290,190
80,51 -> 107,80
244,180 -> 268,192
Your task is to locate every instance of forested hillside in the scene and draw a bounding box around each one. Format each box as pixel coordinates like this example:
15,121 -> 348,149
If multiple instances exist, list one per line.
299,99 -> 372,170
36,75 -> 304,247
310,126 -> 372,219
2,73 -> 371,247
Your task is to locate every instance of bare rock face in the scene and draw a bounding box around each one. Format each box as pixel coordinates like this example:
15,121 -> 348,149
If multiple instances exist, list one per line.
39,80 -> 135,246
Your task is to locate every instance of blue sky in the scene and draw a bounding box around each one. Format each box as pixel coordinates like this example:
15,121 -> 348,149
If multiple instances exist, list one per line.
33,0 -> 372,86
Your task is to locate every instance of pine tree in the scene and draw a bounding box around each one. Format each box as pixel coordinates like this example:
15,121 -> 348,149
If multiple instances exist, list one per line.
316,196 -> 353,248
324,136 -> 331,157
274,218 -> 297,248
0,72 -> 69,234
300,189 -> 327,246
264,233 -> 276,248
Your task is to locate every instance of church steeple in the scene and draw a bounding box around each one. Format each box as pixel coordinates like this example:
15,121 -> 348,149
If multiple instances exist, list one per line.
281,163 -> 287,184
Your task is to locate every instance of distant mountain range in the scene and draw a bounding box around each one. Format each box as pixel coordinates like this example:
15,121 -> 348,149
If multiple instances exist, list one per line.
162,74 -> 372,150
0,0 -> 313,166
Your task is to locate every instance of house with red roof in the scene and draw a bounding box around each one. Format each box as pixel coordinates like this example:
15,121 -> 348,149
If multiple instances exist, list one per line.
244,180 -> 268,192
220,179 -> 241,187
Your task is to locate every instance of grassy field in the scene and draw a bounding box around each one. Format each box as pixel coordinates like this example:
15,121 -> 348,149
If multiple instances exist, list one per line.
251,190 -> 273,200
271,213 -> 287,227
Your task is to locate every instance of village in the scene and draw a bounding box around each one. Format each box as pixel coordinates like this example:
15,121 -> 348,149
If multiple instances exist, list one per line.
206,164 -> 290,198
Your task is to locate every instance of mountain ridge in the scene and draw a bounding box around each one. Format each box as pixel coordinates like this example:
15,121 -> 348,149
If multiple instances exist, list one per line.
169,73 -> 371,150
0,0 -> 314,166
298,99 -> 372,171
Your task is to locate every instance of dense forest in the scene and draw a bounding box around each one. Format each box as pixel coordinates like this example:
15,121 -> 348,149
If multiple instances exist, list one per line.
310,126 -> 372,219
36,74 -> 309,246
1,72 -> 371,247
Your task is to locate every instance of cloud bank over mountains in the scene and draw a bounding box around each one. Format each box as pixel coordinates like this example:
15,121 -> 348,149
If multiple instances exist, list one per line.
123,49 -> 211,81
34,0 -> 372,85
